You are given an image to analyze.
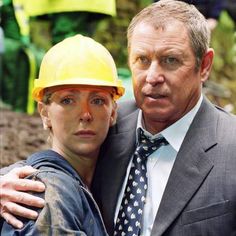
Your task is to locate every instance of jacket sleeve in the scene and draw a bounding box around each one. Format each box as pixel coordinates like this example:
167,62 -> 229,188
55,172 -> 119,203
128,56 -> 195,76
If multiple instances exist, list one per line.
2,165 -> 108,235
1,220 -> 88,236
35,170 -> 89,234
1,170 -> 88,235
0,160 -> 27,175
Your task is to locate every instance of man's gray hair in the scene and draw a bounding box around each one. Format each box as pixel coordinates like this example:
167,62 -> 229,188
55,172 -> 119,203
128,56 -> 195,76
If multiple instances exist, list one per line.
127,0 -> 211,70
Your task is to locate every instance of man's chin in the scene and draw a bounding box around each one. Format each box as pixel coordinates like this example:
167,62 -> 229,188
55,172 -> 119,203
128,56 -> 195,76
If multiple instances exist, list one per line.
142,107 -> 177,125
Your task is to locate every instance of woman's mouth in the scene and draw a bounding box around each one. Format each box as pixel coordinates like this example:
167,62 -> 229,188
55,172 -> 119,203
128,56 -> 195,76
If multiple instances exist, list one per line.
74,130 -> 96,137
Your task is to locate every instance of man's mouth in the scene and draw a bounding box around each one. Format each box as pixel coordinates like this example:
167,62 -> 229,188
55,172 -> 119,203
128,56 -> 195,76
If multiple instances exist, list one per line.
144,94 -> 167,99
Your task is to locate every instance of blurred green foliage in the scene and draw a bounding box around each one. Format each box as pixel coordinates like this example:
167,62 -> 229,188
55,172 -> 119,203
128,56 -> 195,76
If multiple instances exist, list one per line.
210,11 -> 236,113
93,0 -> 142,68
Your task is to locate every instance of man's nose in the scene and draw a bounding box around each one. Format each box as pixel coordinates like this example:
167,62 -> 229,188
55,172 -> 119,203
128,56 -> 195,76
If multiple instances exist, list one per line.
145,62 -> 165,86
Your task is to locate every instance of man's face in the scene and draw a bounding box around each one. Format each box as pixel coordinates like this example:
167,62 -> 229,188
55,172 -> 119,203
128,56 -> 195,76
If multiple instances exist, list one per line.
129,21 -> 210,133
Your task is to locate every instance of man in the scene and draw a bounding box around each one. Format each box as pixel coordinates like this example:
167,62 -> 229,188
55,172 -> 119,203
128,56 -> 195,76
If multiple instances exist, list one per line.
1,1 -> 236,235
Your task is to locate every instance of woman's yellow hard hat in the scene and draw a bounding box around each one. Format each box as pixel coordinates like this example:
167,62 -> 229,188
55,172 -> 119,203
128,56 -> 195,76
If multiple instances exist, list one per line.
32,34 -> 125,101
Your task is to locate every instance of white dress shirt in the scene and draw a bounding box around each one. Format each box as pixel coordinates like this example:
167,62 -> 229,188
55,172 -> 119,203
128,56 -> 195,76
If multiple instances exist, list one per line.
114,95 -> 203,236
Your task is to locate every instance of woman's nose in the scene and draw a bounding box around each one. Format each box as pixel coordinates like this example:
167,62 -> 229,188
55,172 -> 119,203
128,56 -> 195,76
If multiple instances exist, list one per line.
79,105 -> 93,122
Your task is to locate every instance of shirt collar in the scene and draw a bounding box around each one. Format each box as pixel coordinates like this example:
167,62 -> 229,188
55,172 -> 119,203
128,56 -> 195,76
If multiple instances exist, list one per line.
136,95 -> 203,152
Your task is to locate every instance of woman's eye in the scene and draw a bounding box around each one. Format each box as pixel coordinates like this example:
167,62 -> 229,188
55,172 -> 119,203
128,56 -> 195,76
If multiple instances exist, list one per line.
61,97 -> 74,105
91,98 -> 105,105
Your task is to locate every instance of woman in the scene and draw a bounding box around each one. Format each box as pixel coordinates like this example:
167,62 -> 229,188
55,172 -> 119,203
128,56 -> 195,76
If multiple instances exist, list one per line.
1,34 -> 124,235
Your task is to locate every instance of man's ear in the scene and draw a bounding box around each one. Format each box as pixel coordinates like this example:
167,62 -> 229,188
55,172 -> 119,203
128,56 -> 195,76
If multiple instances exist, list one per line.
200,48 -> 214,83
38,102 -> 51,130
109,102 -> 118,127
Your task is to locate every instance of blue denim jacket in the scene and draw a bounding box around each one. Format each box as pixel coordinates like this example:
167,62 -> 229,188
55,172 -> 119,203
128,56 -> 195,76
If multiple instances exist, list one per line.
1,150 -> 108,236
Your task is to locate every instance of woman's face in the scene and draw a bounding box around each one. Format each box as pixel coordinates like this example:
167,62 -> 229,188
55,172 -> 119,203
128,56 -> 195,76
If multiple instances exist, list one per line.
39,85 -> 116,160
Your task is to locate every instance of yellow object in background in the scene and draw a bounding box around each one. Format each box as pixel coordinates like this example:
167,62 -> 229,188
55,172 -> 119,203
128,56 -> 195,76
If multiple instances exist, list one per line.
12,0 -> 116,38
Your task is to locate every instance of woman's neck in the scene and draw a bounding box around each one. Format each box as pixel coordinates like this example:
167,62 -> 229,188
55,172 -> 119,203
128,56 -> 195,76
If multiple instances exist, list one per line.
72,156 -> 97,188
52,147 -> 99,189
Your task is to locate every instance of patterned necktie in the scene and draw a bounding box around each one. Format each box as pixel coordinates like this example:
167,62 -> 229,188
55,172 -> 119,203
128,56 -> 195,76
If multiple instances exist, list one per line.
114,128 -> 168,236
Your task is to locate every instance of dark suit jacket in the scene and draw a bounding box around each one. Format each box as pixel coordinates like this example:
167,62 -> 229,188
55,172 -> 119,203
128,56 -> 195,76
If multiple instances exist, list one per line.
92,97 -> 236,236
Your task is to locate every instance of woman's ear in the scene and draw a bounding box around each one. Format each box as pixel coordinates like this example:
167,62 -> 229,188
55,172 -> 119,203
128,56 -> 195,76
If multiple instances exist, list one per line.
200,48 -> 214,83
38,102 -> 51,130
109,102 -> 118,127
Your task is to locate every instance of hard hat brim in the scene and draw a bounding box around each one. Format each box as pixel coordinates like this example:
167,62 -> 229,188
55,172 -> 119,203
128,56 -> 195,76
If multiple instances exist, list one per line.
32,77 -> 125,101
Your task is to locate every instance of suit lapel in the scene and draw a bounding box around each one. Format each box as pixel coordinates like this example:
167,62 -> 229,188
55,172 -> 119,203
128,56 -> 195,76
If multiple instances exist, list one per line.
99,108 -> 139,234
151,98 -> 218,235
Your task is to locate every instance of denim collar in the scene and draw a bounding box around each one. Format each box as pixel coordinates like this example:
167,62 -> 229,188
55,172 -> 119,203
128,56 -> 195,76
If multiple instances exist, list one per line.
26,149 -> 86,187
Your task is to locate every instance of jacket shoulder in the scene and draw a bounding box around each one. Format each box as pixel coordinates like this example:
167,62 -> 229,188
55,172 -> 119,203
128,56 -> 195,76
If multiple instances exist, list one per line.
117,99 -> 138,121
215,106 -> 236,140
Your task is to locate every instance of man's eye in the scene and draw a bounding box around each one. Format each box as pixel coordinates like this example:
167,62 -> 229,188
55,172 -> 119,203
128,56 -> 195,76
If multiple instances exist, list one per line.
163,57 -> 179,65
91,98 -> 105,105
61,97 -> 74,105
160,56 -> 181,70
137,56 -> 150,65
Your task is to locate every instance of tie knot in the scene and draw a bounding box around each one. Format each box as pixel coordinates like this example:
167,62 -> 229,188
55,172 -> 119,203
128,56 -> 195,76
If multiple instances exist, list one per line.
137,128 -> 168,158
